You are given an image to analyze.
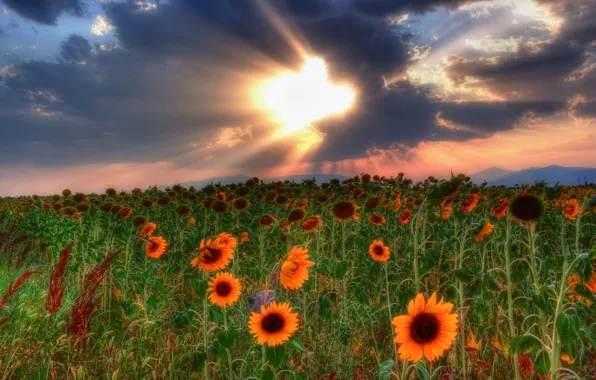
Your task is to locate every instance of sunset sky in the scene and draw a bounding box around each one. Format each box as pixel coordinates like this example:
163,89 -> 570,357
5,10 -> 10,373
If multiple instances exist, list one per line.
1,0 -> 595,195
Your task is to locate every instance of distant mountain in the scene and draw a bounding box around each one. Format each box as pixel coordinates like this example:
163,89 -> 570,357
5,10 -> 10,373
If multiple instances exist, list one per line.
159,175 -> 252,190
264,174 -> 349,184
470,167 -> 513,183
159,173 -> 349,190
487,165 -> 596,186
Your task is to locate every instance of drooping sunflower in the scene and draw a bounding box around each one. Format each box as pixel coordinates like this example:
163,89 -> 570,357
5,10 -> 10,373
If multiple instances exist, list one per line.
207,272 -> 242,307
191,237 -> 234,272
280,246 -> 314,290
119,207 -> 133,220
332,200 -> 360,221
461,193 -> 480,213
139,222 -> 157,238
365,197 -> 381,209
240,232 -> 249,243
248,302 -> 299,347
493,198 -> 509,219
475,221 -> 494,242
145,236 -> 167,259
399,209 -> 413,225
288,208 -> 305,224
368,240 -> 390,262
368,213 -> 386,227
300,216 -> 322,232
392,293 -> 459,363
562,198 -> 580,221
260,214 -> 278,229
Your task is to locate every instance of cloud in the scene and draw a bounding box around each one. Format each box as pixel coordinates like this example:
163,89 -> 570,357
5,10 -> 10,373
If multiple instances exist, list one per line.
90,15 -> 113,37
2,0 -> 87,25
58,34 -> 92,63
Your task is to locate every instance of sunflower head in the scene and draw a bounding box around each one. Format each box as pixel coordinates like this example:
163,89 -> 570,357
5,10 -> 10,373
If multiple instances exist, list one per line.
248,302 -> 299,347
212,200 -> 228,213
392,293 -> 459,363
280,246 -> 314,290
300,216 -> 322,232
145,236 -> 167,259
133,216 -> 148,228
260,214 -> 278,228
368,213 -> 386,227
207,272 -> 242,307
510,194 -> 543,221
563,198 -> 580,220
139,222 -> 157,238
176,205 -> 191,215
288,208 -> 305,223
191,237 -> 234,272
332,201 -> 360,221
234,197 -> 250,210
368,240 -> 390,262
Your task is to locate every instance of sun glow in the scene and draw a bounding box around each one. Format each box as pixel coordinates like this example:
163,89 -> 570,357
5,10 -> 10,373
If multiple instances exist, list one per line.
263,57 -> 355,134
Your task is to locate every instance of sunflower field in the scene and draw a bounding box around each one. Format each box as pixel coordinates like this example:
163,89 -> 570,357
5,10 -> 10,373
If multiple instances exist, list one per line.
1,174 -> 596,379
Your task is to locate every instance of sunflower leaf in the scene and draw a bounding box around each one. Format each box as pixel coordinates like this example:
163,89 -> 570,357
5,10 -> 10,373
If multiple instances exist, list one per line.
378,360 -> 393,380
534,350 -> 550,375
414,361 -> 431,380
265,345 -> 286,368
556,313 -> 580,346
508,335 -> 538,355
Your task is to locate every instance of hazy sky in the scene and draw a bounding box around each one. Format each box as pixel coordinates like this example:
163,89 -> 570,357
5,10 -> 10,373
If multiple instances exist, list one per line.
1,0 -> 596,195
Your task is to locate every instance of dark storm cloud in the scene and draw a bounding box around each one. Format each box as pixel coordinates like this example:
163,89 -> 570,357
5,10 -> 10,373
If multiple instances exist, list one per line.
58,34 -> 92,63
350,0 -> 479,15
445,42 -> 586,101
2,0 -> 88,25
438,101 -> 565,131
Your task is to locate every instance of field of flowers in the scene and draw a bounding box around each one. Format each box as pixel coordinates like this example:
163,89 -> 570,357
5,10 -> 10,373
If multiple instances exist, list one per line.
1,173 -> 595,379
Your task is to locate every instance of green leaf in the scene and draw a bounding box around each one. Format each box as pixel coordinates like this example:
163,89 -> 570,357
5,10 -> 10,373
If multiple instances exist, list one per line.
260,369 -> 274,380
582,323 -> 596,347
378,360 -> 394,380
508,335 -> 537,355
189,350 -> 207,372
334,260 -> 350,279
556,313 -> 580,346
288,337 -> 306,352
454,267 -> 473,283
265,345 -> 286,368
414,361 -> 431,380
534,350 -> 550,375
318,293 -> 332,320
531,286 -> 552,313
216,328 -> 237,349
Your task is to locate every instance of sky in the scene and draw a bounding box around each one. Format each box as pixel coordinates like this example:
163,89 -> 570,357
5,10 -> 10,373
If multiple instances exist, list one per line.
1,0 -> 596,195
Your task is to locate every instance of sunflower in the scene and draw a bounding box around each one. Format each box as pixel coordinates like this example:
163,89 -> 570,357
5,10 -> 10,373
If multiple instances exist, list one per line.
191,237 -> 234,272
461,193 -> 480,213
234,198 -> 251,210
212,200 -> 228,213
207,272 -> 242,307
280,246 -> 314,290
145,236 -> 167,259
119,207 -> 133,219
368,240 -> 390,262
392,293 -> 459,363
139,222 -> 157,238
368,213 -> 386,227
399,209 -> 413,225
567,274 -> 592,305
41,202 -> 51,211
216,191 -> 227,201
217,232 -> 238,250
365,197 -> 381,209
176,205 -> 190,215
240,232 -> 249,243
300,216 -> 322,232
562,199 -> 580,221
493,199 -> 509,219
248,302 -> 299,347
332,201 -> 360,221
288,208 -> 305,224
475,221 -> 494,242
187,217 -> 196,225
510,194 -> 542,221
260,214 -> 278,228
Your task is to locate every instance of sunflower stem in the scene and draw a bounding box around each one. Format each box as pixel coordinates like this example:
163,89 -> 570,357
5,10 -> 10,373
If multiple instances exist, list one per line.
203,272 -> 210,380
223,307 -> 234,380
504,214 -> 520,380
384,263 -> 398,369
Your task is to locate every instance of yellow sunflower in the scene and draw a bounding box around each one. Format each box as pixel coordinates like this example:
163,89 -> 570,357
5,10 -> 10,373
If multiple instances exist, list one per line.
280,246 -> 314,290
248,302 -> 299,347
207,272 -> 242,307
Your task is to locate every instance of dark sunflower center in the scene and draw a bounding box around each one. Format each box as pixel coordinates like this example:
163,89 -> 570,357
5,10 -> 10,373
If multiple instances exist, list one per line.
261,313 -> 285,333
148,242 -> 158,252
374,245 -> 384,255
410,313 -> 440,344
203,248 -> 222,263
333,202 -> 354,219
215,281 -> 232,296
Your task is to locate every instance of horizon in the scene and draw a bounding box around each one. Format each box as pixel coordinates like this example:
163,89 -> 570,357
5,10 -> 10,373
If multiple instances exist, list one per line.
2,0 -> 596,195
